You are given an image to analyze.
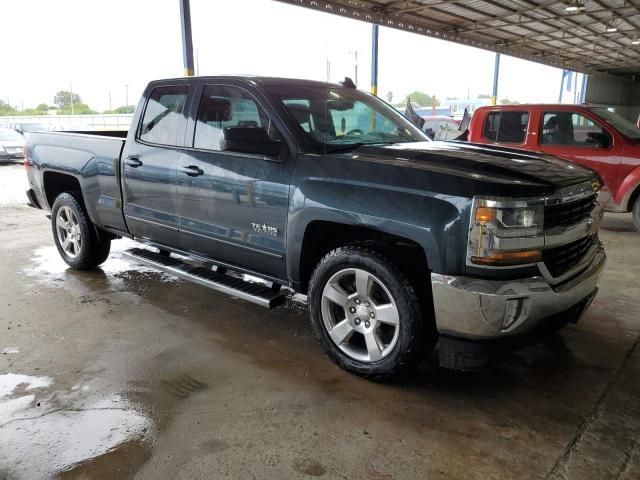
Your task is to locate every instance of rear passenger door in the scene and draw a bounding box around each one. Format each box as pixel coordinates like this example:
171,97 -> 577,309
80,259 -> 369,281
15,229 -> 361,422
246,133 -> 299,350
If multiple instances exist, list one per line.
176,82 -> 295,279
122,82 -> 192,247
481,110 -> 530,147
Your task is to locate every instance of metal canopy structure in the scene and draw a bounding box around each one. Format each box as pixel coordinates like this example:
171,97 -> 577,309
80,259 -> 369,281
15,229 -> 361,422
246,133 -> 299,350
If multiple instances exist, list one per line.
274,0 -> 640,78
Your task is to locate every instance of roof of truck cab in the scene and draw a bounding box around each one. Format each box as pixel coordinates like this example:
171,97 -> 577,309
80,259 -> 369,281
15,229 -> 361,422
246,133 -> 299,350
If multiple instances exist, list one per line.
475,104 -> 598,111
148,76 -> 345,89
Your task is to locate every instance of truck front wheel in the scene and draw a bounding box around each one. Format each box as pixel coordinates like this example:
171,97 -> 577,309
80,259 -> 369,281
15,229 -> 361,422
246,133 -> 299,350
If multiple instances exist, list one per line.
308,246 -> 425,380
51,193 -> 111,269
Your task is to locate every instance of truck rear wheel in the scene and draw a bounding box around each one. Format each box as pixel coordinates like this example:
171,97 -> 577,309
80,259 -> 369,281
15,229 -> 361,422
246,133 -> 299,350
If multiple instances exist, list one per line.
308,245 -> 425,380
633,196 -> 640,231
51,193 -> 111,269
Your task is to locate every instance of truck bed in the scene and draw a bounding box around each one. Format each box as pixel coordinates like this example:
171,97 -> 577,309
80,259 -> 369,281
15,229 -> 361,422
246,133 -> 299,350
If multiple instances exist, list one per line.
26,131 -> 128,233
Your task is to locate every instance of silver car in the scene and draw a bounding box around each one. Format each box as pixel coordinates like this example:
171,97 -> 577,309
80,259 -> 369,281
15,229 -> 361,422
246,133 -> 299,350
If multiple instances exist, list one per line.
0,128 -> 26,163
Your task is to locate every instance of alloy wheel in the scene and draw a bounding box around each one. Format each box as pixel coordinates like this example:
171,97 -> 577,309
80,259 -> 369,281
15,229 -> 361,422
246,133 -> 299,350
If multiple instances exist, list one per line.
321,268 -> 400,363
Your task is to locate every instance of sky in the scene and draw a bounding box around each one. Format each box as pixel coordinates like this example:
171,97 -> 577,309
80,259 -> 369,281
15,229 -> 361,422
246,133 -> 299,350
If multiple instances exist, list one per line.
0,0 -> 566,112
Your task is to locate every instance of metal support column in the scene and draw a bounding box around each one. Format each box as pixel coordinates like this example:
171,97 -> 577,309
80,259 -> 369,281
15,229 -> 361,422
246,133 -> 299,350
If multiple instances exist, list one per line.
179,0 -> 195,76
491,53 -> 500,106
370,24 -> 379,96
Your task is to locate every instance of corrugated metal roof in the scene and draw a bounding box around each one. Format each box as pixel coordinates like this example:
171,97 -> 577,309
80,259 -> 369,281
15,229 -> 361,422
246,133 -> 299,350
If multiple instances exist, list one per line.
274,0 -> 640,78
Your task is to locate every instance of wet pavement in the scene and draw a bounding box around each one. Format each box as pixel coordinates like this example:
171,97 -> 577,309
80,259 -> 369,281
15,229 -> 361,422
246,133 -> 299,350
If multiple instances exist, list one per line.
1,163 -> 639,479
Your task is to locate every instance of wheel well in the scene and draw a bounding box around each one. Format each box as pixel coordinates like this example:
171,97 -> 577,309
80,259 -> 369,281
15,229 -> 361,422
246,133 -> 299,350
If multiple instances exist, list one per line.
627,184 -> 640,213
43,171 -> 82,208
299,221 -> 428,287
299,221 -> 436,338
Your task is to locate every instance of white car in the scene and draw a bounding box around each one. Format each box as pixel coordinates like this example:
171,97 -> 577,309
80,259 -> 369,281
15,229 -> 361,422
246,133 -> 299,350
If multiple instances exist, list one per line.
0,128 -> 26,163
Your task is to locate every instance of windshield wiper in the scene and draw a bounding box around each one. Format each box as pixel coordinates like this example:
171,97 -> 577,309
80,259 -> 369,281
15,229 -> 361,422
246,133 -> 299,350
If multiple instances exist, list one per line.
325,142 -> 365,153
326,141 -> 400,153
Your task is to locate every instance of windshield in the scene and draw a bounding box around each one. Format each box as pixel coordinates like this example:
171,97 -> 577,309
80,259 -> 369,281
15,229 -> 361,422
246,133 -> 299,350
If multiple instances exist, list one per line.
591,107 -> 640,141
0,129 -> 24,141
265,85 -> 430,153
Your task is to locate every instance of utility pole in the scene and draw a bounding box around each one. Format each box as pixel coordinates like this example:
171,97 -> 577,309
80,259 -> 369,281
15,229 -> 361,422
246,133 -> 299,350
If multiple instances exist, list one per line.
349,50 -> 363,86
108,90 -> 112,112
124,84 -> 130,108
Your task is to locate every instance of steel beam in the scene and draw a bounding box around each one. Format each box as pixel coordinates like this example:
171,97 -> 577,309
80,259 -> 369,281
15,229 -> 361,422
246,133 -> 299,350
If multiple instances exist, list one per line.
371,24 -> 379,96
179,0 -> 195,76
492,53 -> 500,106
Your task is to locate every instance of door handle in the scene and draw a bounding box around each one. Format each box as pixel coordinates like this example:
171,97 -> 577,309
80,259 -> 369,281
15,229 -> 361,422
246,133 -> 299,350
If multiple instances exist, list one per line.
180,165 -> 204,177
125,156 -> 143,168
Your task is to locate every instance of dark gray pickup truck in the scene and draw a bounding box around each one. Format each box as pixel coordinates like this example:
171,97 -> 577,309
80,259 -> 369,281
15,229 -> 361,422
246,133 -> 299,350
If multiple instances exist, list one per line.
25,76 -> 606,379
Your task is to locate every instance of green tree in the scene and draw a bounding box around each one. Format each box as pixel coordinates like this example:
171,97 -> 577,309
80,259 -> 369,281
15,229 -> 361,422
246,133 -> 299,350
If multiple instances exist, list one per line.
36,103 -> 49,112
54,90 -> 81,108
0,100 -> 18,116
114,105 -> 135,114
385,91 -> 393,103
405,91 -> 440,107
58,102 -> 97,114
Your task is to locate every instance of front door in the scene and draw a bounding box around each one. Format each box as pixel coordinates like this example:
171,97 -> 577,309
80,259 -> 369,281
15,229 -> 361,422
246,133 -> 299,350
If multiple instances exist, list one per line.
122,83 -> 190,246
176,83 -> 294,279
537,110 -> 621,193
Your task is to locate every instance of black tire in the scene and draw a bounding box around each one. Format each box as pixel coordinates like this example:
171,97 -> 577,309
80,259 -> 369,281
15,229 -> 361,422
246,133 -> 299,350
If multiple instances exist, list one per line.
308,245 -> 426,380
51,192 -> 111,269
633,196 -> 640,231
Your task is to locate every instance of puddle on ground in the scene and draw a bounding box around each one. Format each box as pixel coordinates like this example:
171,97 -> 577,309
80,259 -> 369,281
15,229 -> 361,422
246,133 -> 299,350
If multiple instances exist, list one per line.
0,373 -> 53,424
0,372 -> 152,480
23,238 -> 179,290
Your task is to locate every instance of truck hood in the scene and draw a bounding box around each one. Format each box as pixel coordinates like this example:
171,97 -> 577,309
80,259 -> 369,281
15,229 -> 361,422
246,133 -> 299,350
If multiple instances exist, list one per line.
351,141 -> 598,194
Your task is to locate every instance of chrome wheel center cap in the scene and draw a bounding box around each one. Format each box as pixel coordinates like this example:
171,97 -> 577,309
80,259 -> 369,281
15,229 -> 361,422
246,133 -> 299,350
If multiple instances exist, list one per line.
356,305 -> 370,320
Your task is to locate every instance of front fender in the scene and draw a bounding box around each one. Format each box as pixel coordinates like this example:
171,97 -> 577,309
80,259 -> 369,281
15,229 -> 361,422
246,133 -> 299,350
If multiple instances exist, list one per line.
614,164 -> 640,211
286,177 -> 468,285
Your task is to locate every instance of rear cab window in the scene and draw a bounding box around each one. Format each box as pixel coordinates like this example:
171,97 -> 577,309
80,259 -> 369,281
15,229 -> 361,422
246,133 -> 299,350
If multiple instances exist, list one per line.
138,85 -> 189,146
482,111 -> 530,144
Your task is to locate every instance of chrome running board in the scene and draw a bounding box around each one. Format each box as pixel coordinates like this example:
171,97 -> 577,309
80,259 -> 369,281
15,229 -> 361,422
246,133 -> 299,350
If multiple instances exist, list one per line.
123,248 -> 285,309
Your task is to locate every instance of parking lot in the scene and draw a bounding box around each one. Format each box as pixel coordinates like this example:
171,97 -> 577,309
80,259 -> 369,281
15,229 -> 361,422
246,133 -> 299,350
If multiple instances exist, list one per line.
1,161 -> 639,479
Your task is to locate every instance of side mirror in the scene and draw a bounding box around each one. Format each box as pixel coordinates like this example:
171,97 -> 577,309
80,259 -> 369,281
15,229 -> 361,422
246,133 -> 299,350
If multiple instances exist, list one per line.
221,127 -> 283,156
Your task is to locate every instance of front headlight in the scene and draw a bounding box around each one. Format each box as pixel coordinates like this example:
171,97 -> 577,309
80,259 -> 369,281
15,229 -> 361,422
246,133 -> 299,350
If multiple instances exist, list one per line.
468,198 -> 544,267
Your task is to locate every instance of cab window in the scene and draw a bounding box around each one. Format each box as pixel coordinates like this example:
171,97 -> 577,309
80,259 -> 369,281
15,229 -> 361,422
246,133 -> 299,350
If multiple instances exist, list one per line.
482,111 -> 529,143
541,112 -> 612,148
139,85 -> 189,146
193,85 -> 280,151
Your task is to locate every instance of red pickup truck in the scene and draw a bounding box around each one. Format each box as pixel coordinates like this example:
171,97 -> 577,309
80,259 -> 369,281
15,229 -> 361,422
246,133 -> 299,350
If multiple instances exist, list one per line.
468,104 -> 640,229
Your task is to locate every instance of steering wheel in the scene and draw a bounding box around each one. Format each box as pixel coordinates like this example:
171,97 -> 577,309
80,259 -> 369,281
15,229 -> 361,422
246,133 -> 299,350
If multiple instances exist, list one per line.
345,128 -> 365,136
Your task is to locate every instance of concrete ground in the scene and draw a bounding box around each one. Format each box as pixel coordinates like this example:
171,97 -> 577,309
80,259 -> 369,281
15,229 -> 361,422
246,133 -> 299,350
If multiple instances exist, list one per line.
1,162 -> 639,480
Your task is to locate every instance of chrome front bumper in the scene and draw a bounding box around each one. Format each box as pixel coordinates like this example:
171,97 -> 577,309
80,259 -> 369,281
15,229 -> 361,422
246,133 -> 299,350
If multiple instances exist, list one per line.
431,244 -> 605,339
